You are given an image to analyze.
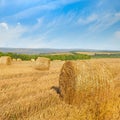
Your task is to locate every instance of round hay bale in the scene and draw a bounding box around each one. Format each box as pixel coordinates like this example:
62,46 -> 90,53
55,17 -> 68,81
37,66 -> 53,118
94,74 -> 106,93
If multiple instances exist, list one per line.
31,59 -> 35,62
34,57 -> 50,70
50,60 -> 65,72
0,56 -> 12,65
53,60 -> 62,62
59,61 -> 114,105
17,58 -> 22,62
12,58 -> 16,62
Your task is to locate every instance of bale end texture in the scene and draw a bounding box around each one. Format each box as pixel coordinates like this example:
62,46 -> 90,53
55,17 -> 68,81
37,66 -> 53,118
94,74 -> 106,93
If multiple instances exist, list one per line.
59,61 -> 114,105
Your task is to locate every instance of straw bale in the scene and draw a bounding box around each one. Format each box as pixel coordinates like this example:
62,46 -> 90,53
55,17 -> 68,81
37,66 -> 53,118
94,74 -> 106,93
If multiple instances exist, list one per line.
53,60 -> 62,62
0,56 -> 12,65
17,58 -> 22,61
12,58 -> 16,61
59,61 -> 114,105
34,57 -> 50,70
31,59 -> 35,62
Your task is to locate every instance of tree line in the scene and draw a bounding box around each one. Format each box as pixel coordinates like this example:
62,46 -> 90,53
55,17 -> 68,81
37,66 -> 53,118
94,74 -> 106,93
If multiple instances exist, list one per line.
0,52 -> 91,60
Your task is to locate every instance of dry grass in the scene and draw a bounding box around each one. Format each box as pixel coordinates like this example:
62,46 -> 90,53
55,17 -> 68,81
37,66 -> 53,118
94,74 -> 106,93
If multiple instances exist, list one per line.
0,59 -> 120,120
76,52 -> 120,55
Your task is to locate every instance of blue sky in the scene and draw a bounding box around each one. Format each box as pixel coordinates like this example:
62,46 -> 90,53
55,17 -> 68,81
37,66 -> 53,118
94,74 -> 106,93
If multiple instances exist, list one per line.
0,0 -> 120,50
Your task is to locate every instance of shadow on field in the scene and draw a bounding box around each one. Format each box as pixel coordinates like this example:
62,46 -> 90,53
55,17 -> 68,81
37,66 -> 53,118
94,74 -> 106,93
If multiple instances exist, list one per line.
51,86 -> 60,94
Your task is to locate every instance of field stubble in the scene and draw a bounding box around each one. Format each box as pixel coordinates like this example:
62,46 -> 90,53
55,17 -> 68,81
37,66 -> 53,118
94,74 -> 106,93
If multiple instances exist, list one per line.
0,59 -> 120,120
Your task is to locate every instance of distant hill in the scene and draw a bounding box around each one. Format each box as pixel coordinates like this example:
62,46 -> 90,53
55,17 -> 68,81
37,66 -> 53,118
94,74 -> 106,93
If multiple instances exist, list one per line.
0,48 -> 73,54
0,48 -> 119,54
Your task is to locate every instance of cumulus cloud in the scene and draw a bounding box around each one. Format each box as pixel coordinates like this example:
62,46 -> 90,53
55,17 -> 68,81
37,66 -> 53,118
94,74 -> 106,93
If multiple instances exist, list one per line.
0,22 -> 8,30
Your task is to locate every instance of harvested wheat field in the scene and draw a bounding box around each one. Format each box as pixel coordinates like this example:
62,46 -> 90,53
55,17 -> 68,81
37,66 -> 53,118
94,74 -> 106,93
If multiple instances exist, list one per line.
0,59 -> 120,120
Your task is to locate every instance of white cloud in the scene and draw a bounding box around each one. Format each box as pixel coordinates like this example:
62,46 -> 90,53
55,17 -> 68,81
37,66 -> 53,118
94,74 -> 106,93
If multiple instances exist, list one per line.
115,12 -> 120,17
3,0 -> 81,21
78,14 -> 98,25
0,22 -> 8,30
88,12 -> 120,33
0,22 -> 55,48
4,2 -> 58,20
0,23 -> 27,47
114,31 -> 120,40
0,0 -> 42,7
106,31 -> 120,50
97,0 -> 105,7
2,0 -> 81,6
59,0 -> 81,4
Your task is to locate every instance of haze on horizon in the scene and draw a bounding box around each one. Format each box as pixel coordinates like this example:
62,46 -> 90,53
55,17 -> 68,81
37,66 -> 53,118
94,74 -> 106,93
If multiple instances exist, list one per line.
0,0 -> 120,50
